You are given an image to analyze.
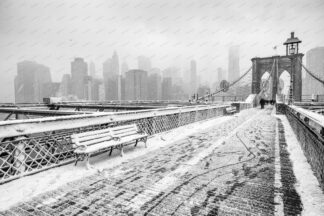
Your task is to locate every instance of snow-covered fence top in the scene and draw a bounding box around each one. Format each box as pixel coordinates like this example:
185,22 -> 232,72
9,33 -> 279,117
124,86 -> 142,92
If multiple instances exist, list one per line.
0,105 -> 228,139
289,105 -> 324,138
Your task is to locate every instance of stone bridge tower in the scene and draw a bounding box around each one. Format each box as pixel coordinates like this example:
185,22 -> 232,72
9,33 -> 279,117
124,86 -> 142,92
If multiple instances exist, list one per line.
251,32 -> 303,102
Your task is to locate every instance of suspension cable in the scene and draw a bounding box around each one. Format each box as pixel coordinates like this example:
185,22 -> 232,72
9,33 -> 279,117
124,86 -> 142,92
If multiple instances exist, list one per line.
298,58 -> 324,85
197,66 -> 252,101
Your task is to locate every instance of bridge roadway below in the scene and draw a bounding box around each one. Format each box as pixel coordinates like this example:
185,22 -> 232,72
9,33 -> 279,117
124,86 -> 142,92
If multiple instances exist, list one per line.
1,107 -> 324,215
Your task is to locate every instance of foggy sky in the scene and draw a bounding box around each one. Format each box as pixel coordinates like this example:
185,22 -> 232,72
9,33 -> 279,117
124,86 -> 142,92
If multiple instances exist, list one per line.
0,0 -> 324,102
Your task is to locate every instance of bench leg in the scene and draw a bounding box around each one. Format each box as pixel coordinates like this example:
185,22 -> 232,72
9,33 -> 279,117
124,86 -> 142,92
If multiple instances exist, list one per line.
109,146 -> 113,156
120,145 -> 124,157
74,154 -> 80,166
85,154 -> 93,170
134,140 -> 138,147
144,137 -> 148,148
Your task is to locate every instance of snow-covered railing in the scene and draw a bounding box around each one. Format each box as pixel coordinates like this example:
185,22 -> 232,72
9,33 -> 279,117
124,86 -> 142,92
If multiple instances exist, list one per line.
0,105 -> 229,183
288,105 -> 324,138
285,105 -> 324,190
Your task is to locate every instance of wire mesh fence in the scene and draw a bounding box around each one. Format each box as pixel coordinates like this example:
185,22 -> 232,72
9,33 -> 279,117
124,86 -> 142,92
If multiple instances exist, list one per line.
0,105 -> 228,183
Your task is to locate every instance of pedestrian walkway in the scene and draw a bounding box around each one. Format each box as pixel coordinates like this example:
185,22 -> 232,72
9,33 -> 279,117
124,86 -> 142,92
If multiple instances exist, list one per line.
1,107 -> 324,216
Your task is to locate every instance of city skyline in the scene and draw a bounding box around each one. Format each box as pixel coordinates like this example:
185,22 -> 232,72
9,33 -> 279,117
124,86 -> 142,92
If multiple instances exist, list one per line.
1,0 -> 324,102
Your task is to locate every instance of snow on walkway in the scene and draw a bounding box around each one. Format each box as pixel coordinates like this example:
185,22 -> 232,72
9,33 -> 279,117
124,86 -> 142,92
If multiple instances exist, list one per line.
0,112 -> 237,211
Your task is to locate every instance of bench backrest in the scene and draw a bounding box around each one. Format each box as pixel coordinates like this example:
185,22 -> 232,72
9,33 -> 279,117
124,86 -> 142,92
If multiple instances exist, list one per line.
110,124 -> 140,138
71,124 -> 141,147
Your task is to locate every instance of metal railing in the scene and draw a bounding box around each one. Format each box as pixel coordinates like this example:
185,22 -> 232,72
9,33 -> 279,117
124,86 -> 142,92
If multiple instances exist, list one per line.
281,104 -> 324,191
0,104 -> 230,184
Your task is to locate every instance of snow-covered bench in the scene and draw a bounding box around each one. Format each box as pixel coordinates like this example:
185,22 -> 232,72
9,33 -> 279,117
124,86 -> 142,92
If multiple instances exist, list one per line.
225,106 -> 236,115
71,124 -> 148,168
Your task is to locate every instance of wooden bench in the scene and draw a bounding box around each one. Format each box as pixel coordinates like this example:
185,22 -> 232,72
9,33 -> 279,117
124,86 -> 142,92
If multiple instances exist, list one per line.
71,124 -> 148,169
225,106 -> 236,115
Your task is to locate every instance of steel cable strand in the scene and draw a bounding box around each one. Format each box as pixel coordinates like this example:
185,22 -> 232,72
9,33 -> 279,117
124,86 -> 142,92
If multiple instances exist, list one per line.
298,58 -> 324,85
198,66 -> 252,101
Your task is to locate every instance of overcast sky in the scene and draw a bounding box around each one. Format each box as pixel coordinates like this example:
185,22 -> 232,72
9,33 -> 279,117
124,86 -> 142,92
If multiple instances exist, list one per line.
0,0 -> 324,102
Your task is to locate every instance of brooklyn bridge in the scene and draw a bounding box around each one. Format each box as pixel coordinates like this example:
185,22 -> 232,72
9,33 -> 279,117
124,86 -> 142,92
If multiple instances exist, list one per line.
0,33 -> 324,216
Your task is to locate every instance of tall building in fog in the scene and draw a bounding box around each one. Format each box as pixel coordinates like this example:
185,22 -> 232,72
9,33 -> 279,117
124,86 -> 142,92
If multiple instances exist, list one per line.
162,77 -> 172,100
148,73 -> 162,100
125,69 -> 148,100
103,51 -> 120,100
59,74 -> 72,97
228,46 -> 240,82
14,61 -> 52,103
190,60 -> 197,95
138,56 -> 152,73
71,58 -> 88,100
121,62 -> 129,77
303,47 -> 324,95
89,62 -> 96,78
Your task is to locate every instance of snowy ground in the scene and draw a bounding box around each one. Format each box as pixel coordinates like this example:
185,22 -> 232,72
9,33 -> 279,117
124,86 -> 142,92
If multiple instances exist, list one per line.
0,113 -> 235,211
1,106 -> 324,216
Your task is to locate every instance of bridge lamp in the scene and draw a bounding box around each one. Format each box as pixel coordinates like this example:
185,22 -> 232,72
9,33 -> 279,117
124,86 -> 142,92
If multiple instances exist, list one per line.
283,32 -> 302,55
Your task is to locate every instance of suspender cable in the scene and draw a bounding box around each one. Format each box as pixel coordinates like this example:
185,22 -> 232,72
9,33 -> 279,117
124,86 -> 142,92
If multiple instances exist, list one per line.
197,66 -> 252,101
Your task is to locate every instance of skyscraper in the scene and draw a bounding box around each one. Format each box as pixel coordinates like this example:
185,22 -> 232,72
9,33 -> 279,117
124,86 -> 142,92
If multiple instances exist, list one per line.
89,62 -> 96,78
303,47 -> 324,95
125,70 -> 148,100
190,60 -> 197,95
148,73 -> 162,100
59,74 -> 72,97
162,77 -> 172,100
103,51 -> 120,100
14,61 -> 52,103
71,58 -> 88,100
228,46 -> 240,82
121,62 -> 129,77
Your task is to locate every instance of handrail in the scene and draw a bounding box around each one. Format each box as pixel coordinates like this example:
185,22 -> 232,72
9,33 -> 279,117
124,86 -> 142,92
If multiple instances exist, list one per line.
0,104 -> 229,139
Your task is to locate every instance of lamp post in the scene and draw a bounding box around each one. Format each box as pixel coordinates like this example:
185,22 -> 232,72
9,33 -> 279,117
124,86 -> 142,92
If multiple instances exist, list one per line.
283,32 -> 302,104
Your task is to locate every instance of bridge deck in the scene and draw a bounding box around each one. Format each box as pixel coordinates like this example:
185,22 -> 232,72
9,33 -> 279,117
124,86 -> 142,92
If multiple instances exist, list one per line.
1,107 -> 323,215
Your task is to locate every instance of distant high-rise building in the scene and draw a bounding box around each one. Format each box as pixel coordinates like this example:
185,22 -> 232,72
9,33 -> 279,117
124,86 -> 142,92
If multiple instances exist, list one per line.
138,56 -> 151,72
59,74 -> 72,97
121,62 -> 129,77
98,82 -> 105,101
42,82 -> 60,99
228,46 -> 240,82
121,77 -> 125,100
190,60 -> 197,95
163,67 -> 181,84
162,77 -> 172,100
125,69 -> 148,100
148,73 -> 162,100
14,61 -> 52,103
71,58 -> 88,100
303,47 -> 324,95
88,78 -> 101,101
89,62 -> 96,78
103,51 -> 120,100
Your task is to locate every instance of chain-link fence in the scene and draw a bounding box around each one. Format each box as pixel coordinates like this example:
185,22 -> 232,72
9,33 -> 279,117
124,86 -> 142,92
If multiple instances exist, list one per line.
0,105 -> 228,184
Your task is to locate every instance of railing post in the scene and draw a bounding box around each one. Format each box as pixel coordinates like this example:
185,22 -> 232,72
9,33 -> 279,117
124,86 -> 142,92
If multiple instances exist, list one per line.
152,112 -> 157,134
13,136 -> 26,175
178,108 -> 182,127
